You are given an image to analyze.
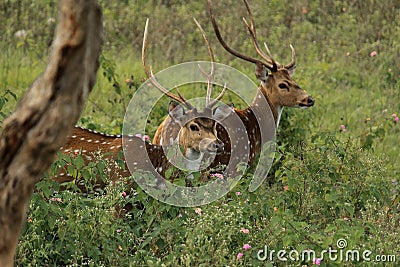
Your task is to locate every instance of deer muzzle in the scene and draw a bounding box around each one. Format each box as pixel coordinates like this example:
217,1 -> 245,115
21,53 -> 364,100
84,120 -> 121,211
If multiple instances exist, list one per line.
299,96 -> 315,108
200,138 -> 224,154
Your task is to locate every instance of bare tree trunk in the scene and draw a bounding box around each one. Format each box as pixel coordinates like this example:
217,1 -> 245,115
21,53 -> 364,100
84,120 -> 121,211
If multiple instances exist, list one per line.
0,1 -> 102,266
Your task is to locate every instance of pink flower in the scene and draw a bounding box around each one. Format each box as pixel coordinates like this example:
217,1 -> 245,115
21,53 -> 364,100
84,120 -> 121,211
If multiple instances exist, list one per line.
195,208 -> 202,215
142,135 -> 150,141
178,213 -> 182,218
122,191 -> 127,197
392,113 -> 397,118
237,252 -> 244,260
116,229 -> 122,233
235,191 -> 241,196
50,197 -> 62,203
370,51 -> 377,57
313,258 -> 322,265
395,117 -> 399,123
243,244 -> 252,250
240,228 -> 250,234
283,185 -> 289,191
135,133 -> 142,138
210,173 -> 224,179
340,124 -> 346,132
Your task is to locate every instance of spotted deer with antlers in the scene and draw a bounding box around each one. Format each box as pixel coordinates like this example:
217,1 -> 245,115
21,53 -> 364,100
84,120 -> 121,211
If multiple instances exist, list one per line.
152,0 -> 315,169
54,18 -> 232,190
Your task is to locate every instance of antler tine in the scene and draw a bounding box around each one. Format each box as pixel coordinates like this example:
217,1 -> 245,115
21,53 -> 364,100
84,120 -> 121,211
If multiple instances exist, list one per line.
241,0 -> 278,70
207,83 -> 227,108
208,0 -> 270,70
284,44 -> 296,69
193,17 -> 215,107
141,18 -> 193,109
263,42 -> 279,70
242,17 -> 275,69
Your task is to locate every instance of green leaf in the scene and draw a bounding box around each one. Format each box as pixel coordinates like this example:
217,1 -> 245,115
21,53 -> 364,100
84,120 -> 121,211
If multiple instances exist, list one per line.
74,156 -> 84,170
325,190 -> 339,202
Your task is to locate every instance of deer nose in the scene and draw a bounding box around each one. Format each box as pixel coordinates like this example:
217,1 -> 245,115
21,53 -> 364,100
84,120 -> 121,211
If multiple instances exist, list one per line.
208,139 -> 224,153
307,96 -> 315,107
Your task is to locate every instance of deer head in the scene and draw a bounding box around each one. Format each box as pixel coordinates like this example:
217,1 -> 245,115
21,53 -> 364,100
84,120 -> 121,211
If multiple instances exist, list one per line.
142,18 -> 232,160
208,0 -> 314,125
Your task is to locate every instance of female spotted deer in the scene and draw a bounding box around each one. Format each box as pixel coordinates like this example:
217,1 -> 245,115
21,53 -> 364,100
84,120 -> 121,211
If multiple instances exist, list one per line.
54,18 -> 232,189
152,0 -> 315,169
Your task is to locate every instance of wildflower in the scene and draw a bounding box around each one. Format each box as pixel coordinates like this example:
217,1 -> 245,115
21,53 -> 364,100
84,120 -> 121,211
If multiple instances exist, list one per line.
195,207 -> 202,215
47,17 -> 56,24
243,244 -> 252,250
392,113 -> 397,118
27,218 -> 33,223
178,213 -> 183,218
235,191 -> 241,196
240,228 -> 250,234
370,51 -> 377,57
237,252 -> 244,260
116,229 -> 122,233
395,117 -> 399,123
313,258 -> 322,265
283,185 -> 289,191
125,78 -> 132,84
135,133 -> 142,138
210,173 -> 223,179
273,207 -> 278,212
142,135 -> 150,142
122,191 -> 127,197
340,124 -> 346,132
50,197 -> 62,203
118,245 -> 123,251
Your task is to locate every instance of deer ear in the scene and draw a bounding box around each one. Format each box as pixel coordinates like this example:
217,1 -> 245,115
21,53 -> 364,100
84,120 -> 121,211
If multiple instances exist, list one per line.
255,62 -> 268,82
286,65 -> 296,77
168,101 -> 185,122
213,104 -> 233,122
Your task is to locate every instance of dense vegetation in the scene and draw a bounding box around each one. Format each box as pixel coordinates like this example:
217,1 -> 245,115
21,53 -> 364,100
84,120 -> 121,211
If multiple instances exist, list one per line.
1,0 -> 399,266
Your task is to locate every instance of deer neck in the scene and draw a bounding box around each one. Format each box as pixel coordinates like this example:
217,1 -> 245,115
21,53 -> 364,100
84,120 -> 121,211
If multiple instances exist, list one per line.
252,86 -> 283,127
184,148 -> 203,171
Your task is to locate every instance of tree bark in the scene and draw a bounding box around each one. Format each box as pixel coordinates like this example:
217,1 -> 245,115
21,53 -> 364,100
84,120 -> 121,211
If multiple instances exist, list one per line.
0,1 -> 102,266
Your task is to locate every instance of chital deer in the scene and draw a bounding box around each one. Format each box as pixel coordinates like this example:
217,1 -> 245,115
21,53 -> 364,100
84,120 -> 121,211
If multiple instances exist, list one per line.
152,0 -> 315,169
53,18 -> 232,189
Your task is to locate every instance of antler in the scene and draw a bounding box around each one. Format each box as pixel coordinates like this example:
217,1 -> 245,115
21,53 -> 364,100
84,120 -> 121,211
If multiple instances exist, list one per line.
208,0 -> 296,72
193,17 -> 226,109
142,18 -> 193,109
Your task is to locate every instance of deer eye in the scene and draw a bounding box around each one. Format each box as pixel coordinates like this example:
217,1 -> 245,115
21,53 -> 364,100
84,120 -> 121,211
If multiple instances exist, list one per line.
189,124 -> 199,131
278,83 -> 289,90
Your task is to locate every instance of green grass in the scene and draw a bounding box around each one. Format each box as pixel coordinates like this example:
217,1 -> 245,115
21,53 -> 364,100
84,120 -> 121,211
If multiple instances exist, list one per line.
1,0 -> 399,266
